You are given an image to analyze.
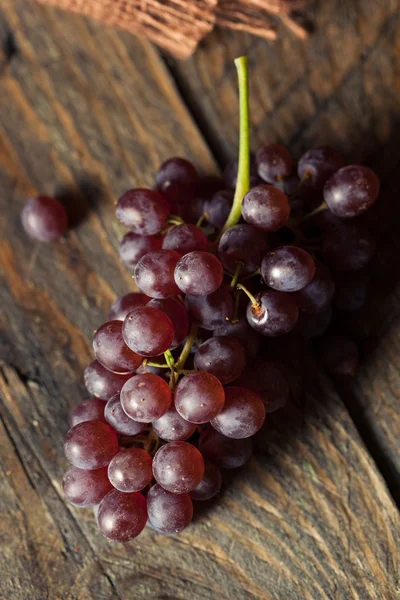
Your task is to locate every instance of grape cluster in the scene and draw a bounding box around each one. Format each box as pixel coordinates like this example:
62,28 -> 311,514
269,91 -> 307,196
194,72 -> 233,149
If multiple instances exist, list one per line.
62,141 -> 379,542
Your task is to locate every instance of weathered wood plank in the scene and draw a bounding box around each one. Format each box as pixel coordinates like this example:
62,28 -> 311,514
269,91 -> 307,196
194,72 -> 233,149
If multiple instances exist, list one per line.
169,0 -> 400,497
0,1 -> 399,599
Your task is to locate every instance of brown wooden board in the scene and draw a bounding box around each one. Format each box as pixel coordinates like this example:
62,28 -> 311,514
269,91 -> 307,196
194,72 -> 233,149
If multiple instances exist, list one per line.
0,1 -> 399,599
169,0 -> 400,500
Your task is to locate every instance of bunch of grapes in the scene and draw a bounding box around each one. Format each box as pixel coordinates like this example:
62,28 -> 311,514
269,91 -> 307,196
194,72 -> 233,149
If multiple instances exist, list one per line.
22,58 -> 379,542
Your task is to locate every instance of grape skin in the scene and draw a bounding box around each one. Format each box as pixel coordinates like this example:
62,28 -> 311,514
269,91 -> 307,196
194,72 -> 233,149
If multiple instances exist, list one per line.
147,298 -> 189,349
97,489 -> 147,542
135,250 -> 180,299
204,190 -> 233,229
185,287 -> 234,330
246,290 -> 299,336
119,232 -> 162,270
194,336 -> 246,384
190,461 -> 222,501
70,398 -> 107,426
256,143 -> 293,183
235,359 -> 289,413
156,157 -> 198,203
64,420 -> 119,469
213,317 -> 261,358
218,224 -> 268,275
322,223 -> 376,271
93,320 -> 142,374
174,371 -> 225,424
84,360 -> 133,401
162,224 -> 207,256
174,251 -> 223,296
122,306 -> 174,357
63,466 -> 112,507
261,246 -> 315,292
108,448 -> 153,492
211,387 -> 265,439
21,196 -> 68,242
294,262 -> 335,314
120,373 -> 172,423
324,165 -> 379,217
116,188 -> 169,235
152,406 -> 196,441
104,394 -> 146,436
199,427 -> 253,469
242,184 -> 290,232
147,484 -> 193,533
152,441 -> 204,494
108,292 -> 150,321
298,146 -> 344,190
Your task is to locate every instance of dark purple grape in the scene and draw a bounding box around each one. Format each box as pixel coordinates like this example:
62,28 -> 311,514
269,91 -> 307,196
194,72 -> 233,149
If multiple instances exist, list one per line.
204,190 -> 233,229
93,320 -> 142,374
322,223 -> 376,271
63,466 -> 112,507
174,371 -> 225,424
153,441 -> 204,494
70,398 -> 107,426
324,165 -> 379,217
84,360 -> 133,401
156,157 -> 198,203
116,189 -> 169,235
334,271 -> 370,312
190,462 -> 221,501
147,298 -> 189,349
162,224 -> 207,256
246,290 -> 299,336
284,174 -> 322,218
21,196 -> 68,242
199,427 -> 253,469
119,232 -> 162,270
174,251 -> 223,296
242,185 -> 290,232
64,420 -> 119,469
104,394 -> 146,436
108,292 -> 150,321
121,373 -> 172,423
134,250 -> 180,299
256,144 -> 293,183
211,387 -> 265,439
218,224 -> 268,275
235,359 -> 289,412
147,484 -> 193,533
108,448 -> 153,492
261,246 -> 315,292
319,335 -> 359,375
298,146 -> 344,190
97,489 -> 147,542
295,307 -> 332,339
122,306 -> 174,357
194,336 -> 246,384
223,153 -> 261,189
294,262 -> 335,314
152,405 -> 196,441
213,317 -> 261,358
185,287 -> 234,330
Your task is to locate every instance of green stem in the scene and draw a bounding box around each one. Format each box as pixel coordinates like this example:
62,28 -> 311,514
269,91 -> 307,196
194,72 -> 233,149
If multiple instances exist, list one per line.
230,262 -> 243,289
146,361 -> 170,369
236,283 -> 259,307
164,349 -> 175,369
219,56 -> 250,237
175,323 -> 198,369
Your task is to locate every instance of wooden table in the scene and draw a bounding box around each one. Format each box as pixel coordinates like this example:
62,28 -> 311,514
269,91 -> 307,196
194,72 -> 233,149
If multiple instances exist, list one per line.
0,1 -> 399,598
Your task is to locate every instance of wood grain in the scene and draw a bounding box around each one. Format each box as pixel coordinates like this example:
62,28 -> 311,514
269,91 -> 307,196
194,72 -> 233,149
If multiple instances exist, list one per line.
169,0 -> 400,498
0,1 -> 399,599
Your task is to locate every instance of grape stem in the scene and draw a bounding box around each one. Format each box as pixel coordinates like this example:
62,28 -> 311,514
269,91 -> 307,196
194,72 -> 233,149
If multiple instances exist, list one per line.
230,262 -> 243,288
236,283 -> 259,307
164,349 -> 175,368
167,215 -> 185,226
175,323 -> 199,369
239,268 -> 261,283
196,212 -> 208,228
145,361 -> 170,369
218,56 -> 250,238
288,201 -> 328,227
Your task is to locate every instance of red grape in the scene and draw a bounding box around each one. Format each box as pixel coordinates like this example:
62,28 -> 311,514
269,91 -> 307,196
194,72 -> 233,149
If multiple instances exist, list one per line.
153,405 -> 196,441
185,287 -> 234,330
261,246 -> 315,292
93,320 -> 142,374
104,394 -> 146,436
256,143 -> 293,183
174,371 -> 225,424
194,336 -> 246,384
204,190 -> 233,229
214,317 -> 261,358
190,461 -> 222,501
97,489 -> 147,542
147,484 -> 193,533
298,146 -> 344,190
174,251 -> 223,296
108,448 -> 153,492
162,224 -> 207,256
63,466 -> 112,507
294,262 -> 335,314
108,292 -> 150,321
199,427 -> 253,469
64,420 -> 119,469
223,154 -> 261,189
246,290 -> 299,336
242,184 -> 290,232
211,387 -> 265,439
134,250 -> 180,299
147,298 -> 189,349
21,196 -> 68,242
84,360 -> 133,401
324,165 -> 379,217
70,398 -> 107,426
218,224 -> 268,275
116,189 -> 169,235
122,306 -> 174,357
152,441 -> 204,493
120,373 -> 172,423
156,157 -> 198,203
119,232 -> 162,270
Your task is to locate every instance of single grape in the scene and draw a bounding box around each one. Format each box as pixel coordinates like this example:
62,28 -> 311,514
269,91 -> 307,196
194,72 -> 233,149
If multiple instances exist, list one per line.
324,165 -> 379,217
294,262 -> 335,314
295,307 -> 332,339
256,143 -> 293,183
194,336 -> 246,384
64,420 -> 119,469
204,190 -> 233,229
217,224 -> 268,275
211,387 -> 265,439
152,441 -> 204,493
147,298 -> 189,349
297,146 -> 344,190
174,371 -> 225,424
174,251 -> 223,296
190,461 -> 222,501
108,448 -> 153,492
156,157 -> 198,203
261,246 -> 315,292
242,184 -> 290,232
97,489 -> 147,542
104,394 -> 147,436
108,292 -> 150,321
147,484 -> 193,534
122,306 -> 174,357
70,398 -> 107,426
322,223 -> 376,271
93,320 -> 142,374
185,287 -> 234,330
152,405 -> 196,441
134,250 -> 180,299
116,189 -> 169,235
235,359 -> 289,412
120,373 -> 172,423
246,290 -> 299,336
84,360 -> 133,401
63,466 -> 112,507
21,196 -> 68,242
223,153 -> 260,189
119,232 -> 162,270
319,335 -> 359,375
162,224 -> 207,256
213,317 -> 261,358
199,427 -> 253,469
334,271 -> 370,312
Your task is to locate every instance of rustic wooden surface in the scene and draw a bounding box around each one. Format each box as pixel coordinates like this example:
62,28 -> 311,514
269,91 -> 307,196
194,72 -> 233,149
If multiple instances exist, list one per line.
0,1 -> 399,599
